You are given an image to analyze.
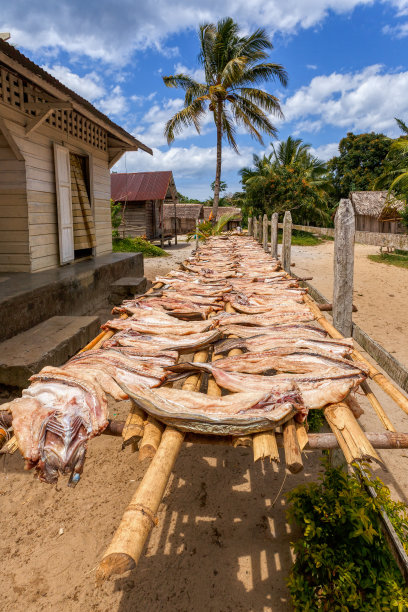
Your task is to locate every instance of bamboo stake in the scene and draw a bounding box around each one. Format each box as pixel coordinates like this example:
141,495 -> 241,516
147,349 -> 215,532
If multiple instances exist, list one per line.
253,431 -> 279,462
96,426 -> 185,582
324,402 -> 384,466
304,294 -> 400,426
138,416 -> 164,461
283,419 -> 303,473
122,404 -> 145,452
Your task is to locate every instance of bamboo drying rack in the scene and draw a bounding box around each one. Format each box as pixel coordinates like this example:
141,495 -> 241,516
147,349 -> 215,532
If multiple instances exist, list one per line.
2,235 -> 408,582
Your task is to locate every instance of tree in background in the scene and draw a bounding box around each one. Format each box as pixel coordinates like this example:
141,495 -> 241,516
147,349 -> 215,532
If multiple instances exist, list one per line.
162,17 -> 287,221
240,137 -> 332,225
328,132 -> 392,199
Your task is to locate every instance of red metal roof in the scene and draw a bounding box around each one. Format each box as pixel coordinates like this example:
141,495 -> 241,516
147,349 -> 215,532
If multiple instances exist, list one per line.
111,171 -> 174,202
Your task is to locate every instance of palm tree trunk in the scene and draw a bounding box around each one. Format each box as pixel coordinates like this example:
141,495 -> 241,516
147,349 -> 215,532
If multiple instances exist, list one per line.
212,100 -> 222,224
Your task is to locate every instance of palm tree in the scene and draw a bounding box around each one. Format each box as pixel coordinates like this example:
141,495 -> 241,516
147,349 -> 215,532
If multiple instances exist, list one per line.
162,17 -> 287,220
375,118 -> 408,202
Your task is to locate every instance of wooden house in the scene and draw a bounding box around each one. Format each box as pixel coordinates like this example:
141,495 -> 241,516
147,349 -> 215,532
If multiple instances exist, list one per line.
203,206 -> 242,230
0,38 -> 152,273
350,191 -> 405,234
163,202 -> 203,235
111,171 -> 178,244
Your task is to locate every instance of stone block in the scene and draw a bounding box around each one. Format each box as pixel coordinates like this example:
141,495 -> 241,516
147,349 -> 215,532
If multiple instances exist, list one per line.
109,276 -> 147,304
0,316 -> 100,388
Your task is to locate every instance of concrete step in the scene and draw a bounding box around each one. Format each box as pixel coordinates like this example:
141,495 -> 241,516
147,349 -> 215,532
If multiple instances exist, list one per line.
109,276 -> 148,304
0,316 -> 100,388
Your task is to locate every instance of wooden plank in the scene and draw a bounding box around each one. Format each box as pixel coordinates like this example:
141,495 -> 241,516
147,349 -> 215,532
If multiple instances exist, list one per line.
0,252 -> 30,265
0,205 -> 28,217
333,198 -> 355,336
0,116 -> 24,161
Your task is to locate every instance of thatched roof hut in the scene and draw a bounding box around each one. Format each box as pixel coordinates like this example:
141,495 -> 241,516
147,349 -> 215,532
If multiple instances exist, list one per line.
163,202 -> 203,234
350,191 -> 405,234
203,206 -> 242,221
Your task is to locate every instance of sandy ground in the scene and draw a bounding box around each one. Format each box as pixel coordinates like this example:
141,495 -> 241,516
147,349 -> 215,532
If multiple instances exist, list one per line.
2,237 -> 408,612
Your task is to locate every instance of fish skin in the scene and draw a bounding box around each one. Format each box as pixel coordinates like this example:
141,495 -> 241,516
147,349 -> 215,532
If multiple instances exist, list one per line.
220,323 -> 327,339
103,329 -> 222,353
121,386 -> 298,435
169,362 -> 367,410
216,310 -> 315,326
213,349 -> 369,375
214,335 -> 353,357
102,314 -> 214,336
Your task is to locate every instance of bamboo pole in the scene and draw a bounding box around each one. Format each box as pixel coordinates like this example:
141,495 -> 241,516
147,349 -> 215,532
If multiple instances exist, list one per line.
360,380 -> 396,432
96,426 -> 185,582
324,402 -> 384,466
138,416 -> 164,461
282,418 -> 303,473
122,404 -> 145,452
253,431 -> 279,462
304,294 -> 403,424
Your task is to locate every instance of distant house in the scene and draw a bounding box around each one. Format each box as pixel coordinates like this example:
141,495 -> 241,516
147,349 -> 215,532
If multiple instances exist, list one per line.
0,38 -> 151,273
203,206 -> 242,230
164,202 -> 203,235
350,191 -> 405,234
111,171 -> 178,244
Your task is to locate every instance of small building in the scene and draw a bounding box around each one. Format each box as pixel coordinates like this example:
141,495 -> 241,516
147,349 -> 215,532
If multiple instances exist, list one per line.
164,202 -> 203,235
350,191 -> 405,234
0,38 -> 152,273
203,206 -> 242,230
111,171 -> 178,243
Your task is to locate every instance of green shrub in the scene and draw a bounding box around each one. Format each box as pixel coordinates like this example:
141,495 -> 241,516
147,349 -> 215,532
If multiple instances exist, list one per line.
306,410 -> 325,432
112,237 -> 169,257
287,460 -> 408,611
277,229 -> 322,246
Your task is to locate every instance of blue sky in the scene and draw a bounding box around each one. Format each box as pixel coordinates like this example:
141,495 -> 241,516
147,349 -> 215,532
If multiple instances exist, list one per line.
4,0 -> 408,199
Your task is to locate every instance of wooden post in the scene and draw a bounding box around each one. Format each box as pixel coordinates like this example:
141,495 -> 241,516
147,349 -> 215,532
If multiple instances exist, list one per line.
282,210 -> 292,272
174,199 -> 177,245
248,216 -> 253,236
333,198 -> 355,337
270,212 -> 278,259
253,217 -> 258,241
195,219 -> 199,251
160,199 -> 164,248
262,214 -> 268,251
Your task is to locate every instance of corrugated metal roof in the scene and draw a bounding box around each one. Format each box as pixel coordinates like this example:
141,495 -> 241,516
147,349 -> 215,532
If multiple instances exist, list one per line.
111,171 -> 174,202
0,39 -> 152,154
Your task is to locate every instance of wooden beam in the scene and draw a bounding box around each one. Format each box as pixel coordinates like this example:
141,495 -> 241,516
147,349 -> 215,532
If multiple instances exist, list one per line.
25,108 -> 54,136
25,101 -> 72,111
333,198 -> 355,336
0,116 -> 24,161
108,149 -> 126,169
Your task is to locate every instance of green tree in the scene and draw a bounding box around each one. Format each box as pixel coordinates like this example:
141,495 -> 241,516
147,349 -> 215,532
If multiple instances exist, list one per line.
328,132 -> 392,199
162,17 -> 287,221
240,137 -> 332,225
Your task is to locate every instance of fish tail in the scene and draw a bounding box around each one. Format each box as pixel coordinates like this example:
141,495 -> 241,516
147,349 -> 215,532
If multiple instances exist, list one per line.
214,338 -> 246,354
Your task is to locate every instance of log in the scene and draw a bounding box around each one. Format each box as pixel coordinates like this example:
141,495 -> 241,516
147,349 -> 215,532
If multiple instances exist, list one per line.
253,430 -> 279,462
324,402 -> 384,466
304,295 -> 408,421
122,404 -> 145,452
138,416 -> 164,462
333,199 -> 355,337
282,418 -> 303,473
318,303 -> 358,313
282,211 -> 292,273
262,213 -> 268,252
248,216 -> 253,237
270,212 -> 278,259
96,426 -> 185,582
295,422 -> 309,451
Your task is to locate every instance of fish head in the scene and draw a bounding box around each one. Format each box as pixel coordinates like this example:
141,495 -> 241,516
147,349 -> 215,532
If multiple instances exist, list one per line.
36,399 -> 91,485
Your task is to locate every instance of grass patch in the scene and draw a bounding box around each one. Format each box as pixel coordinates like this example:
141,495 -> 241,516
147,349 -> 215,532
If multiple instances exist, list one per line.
113,237 -> 169,257
368,252 -> 408,269
278,229 -> 322,246
320,233 -> 334,241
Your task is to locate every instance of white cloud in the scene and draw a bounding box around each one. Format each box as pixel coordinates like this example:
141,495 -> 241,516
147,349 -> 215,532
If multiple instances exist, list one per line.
282,65 -> 408,136
42,64 -> 105,100
3,0 -> 389,64
113,143 -> 253,179
98,85 -> 128,116
173,63 -> 205,83
307,64 -> 318,70
310,142 -> 339,160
